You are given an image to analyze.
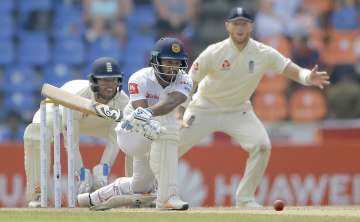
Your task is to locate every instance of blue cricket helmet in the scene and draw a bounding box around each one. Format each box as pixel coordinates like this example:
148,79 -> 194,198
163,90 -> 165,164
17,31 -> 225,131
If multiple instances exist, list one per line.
150,37 -> 188,83
89,57 -> 123,93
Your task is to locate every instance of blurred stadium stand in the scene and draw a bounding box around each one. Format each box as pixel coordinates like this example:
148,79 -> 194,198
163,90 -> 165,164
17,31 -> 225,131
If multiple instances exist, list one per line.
0,0 -> 359,142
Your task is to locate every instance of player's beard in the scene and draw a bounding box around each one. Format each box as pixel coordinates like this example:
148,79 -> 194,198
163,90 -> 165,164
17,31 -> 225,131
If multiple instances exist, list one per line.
158,67 -> 178,84
231,32 -> 250,47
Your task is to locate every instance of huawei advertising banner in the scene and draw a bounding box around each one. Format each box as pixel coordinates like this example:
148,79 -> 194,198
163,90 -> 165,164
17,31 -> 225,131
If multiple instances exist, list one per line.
0,134 -> 360,207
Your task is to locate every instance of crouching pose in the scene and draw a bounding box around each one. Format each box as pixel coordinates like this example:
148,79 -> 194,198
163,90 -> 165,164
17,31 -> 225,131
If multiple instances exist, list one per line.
78,37 -> 193,210
24,57 -> 129,207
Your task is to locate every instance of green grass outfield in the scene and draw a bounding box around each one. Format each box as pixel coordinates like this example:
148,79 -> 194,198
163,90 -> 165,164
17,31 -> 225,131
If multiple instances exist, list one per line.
1,206 -> 360,222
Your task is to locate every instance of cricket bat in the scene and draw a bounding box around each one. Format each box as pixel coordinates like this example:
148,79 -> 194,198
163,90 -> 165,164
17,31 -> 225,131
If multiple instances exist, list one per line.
41,83 -> 123,122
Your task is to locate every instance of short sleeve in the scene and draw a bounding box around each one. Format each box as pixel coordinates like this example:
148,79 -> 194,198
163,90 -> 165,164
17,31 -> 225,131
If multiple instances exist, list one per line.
189,47 -> 212,82
173,74 -> 193,99
128,76 -> 146,101
267,47 -> 291,74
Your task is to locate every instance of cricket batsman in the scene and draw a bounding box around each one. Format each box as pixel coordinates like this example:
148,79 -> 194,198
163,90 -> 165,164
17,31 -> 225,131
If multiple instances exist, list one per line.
24,57 -> 129,207
77,37 -> 193,210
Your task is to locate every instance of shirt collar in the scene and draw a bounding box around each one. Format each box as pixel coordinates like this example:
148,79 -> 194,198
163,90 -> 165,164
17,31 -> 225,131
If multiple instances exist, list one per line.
228,37 -> 253,54
149,68 -> 157,82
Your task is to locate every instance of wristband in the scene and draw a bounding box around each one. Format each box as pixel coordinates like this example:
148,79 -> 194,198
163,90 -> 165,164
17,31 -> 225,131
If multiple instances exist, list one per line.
299,69 -> 311,86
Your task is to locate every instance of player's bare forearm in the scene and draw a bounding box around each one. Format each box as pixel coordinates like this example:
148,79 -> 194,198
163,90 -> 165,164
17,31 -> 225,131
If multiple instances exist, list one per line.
149,91 -> 187,116
132,99 -> 149,109
282,62 -> 303,83
176,106 -> 186,122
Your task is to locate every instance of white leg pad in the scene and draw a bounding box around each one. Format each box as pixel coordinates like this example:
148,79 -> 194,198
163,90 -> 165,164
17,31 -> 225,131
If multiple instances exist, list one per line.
124,155 -> 133,177
89,193 -> 157,211
149,126 -> 180,205
92,163 -> 109,191
100,136 -> 119,168
77,168 -> 92,194
24,123 -> 51,202
89,177 -> 133,206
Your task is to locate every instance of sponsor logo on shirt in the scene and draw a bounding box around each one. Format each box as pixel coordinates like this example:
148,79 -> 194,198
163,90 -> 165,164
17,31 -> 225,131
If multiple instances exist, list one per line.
128,83 -> 139,94
179,80 -> 191,86
146,93 -> 159,100
221,60 -> 231,70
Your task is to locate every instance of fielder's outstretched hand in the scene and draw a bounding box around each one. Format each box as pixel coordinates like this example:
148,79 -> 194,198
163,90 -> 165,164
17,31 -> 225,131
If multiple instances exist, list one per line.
308,65 -> 330,90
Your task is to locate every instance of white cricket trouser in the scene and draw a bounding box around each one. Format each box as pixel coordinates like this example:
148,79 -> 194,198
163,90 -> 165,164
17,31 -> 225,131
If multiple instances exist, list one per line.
116,129 -> 156,193
115,124 -> 180,205
178,104 -> 271,204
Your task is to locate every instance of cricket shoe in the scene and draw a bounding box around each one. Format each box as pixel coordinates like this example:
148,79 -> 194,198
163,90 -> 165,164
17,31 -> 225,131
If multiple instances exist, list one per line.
237,200 -> 262,208
77,193 -> 92,207
28,187 -> 41,208
28,198 -> 41,208
157,195 -> 189,211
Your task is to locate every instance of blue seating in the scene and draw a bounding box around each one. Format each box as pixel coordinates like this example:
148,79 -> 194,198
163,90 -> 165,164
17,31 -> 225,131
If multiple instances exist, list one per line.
3,92 -> 38,116
122,59 -> 146,95
126,5 -> 156,29
123,58 -> 146,74
0,123 -> 26,143
0,0 -> 14,13
81,63 -> 92,79
88,35 -> 124,63
53,19 -> 85,40
3,65 -> 40,93
123,36 -> 154,71
44,64 -> 74,87
0,12 -> 14,38
0,38 -> 14,65
121,72 -> 131,95
18,33 -> 50,66
126,35 -> 154,53
19,0 -> 52,13
53,6 -> 84,39
54,38 -> 85,65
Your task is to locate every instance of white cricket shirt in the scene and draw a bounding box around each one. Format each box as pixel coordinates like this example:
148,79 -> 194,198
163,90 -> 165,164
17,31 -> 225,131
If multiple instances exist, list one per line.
124,67 -> 193,125
189,37 -> 291,111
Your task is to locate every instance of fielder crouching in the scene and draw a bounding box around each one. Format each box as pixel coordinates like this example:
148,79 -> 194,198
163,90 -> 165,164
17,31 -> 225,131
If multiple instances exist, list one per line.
24,57 -> 129,208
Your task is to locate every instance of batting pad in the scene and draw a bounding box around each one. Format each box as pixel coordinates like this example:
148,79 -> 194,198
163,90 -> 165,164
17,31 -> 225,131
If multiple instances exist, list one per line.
24,123 -> 50,201
149,127 -> 179,205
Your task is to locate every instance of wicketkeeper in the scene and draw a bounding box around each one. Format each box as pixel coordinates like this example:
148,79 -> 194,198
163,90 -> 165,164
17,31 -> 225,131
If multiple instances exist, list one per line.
24,57 -> 130,207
